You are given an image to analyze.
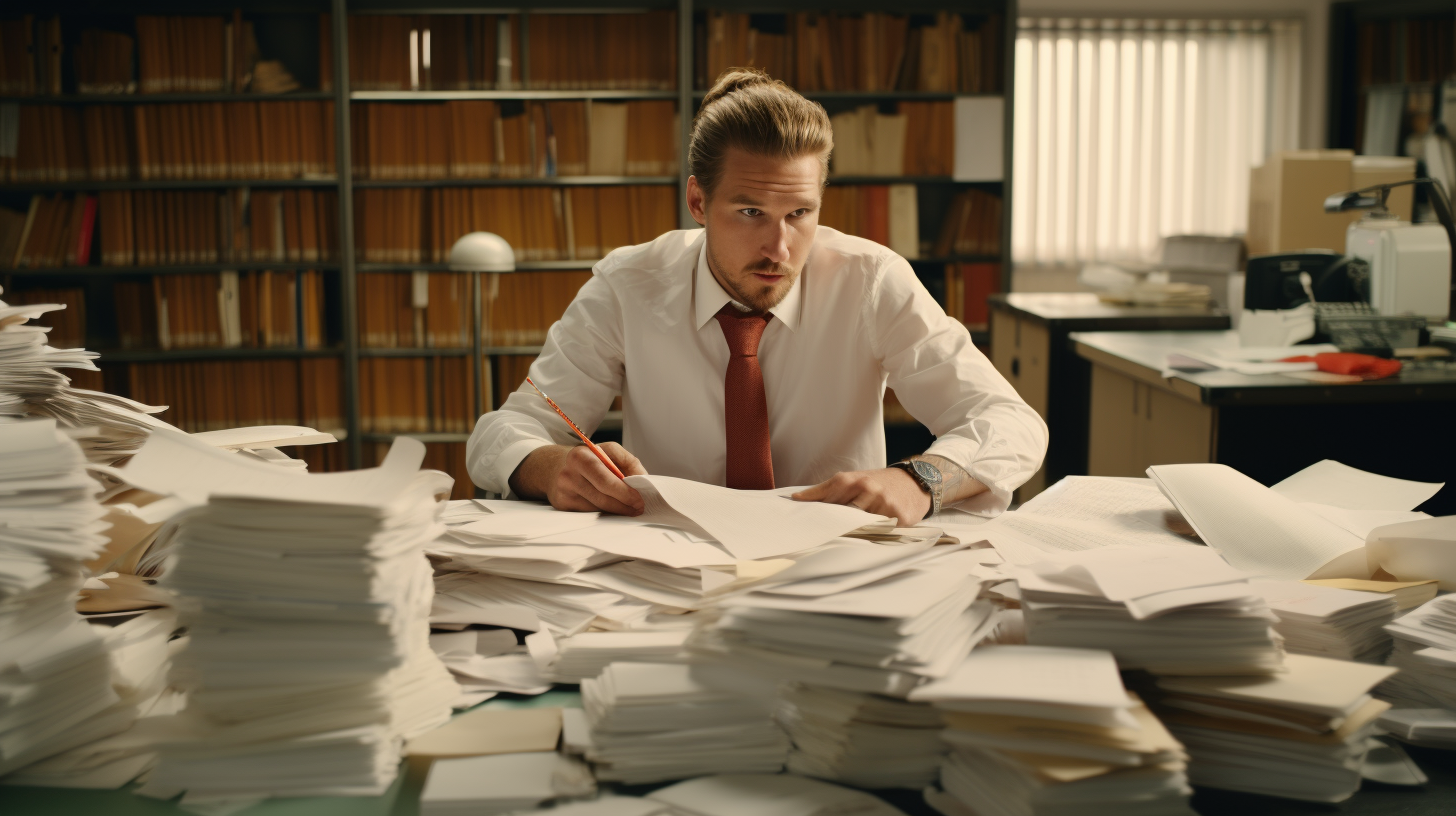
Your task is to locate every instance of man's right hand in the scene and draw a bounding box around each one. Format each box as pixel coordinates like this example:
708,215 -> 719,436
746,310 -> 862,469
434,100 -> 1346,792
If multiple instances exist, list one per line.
508,443 -> 647,516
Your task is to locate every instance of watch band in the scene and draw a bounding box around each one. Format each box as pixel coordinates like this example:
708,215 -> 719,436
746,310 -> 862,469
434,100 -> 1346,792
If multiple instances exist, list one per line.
890,460 -> 942,520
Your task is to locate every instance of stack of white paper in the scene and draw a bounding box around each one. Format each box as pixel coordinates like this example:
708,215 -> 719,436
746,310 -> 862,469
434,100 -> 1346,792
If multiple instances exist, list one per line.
580,662 -> 788,784
0,419 -> 130,779
1254,580 -> 1397,662
1380,594 -> 1456,715
1376,708 -> 1456,749
646,773 -> 909,816
1149,654 -> 1395,802
1014,546 -> 1285,675
777,683 -> 945,789
549,631 -> 691,683
427,628 -> 553,707
690,546 -> 999,697
0,294 -> 175,464
421,751 -> 595,816
126,433 -> 459,801
910,646 -> 1193,816
3,608 -> 186,788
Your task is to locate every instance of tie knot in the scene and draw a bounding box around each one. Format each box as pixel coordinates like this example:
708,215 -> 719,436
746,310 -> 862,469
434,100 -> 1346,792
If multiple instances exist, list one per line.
714,306 -> 771,357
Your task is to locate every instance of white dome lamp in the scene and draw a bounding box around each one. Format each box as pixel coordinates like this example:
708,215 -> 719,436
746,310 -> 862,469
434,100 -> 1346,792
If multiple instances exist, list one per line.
447,231 -> 516,272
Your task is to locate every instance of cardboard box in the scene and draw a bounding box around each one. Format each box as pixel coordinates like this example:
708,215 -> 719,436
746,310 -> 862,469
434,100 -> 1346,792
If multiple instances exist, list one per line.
1246,150 -> 1362,256
1352,156 -> 1417,221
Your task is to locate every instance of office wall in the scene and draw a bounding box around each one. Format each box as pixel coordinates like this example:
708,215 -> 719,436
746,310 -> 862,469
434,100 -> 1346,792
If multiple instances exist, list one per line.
1018,0 -> 1330,150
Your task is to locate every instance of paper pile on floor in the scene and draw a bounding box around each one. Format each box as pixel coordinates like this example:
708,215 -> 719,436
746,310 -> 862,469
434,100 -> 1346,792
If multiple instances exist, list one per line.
127,433 -> 458,802
1015,546 -> 1285,675
580,662 -> 788,784
1148,653 -> 1394,802
1377,593 -> 1456,746
912,645 -> 1193,816
690,541 -> 999,697
777,683 -> 945,789
1254,580 -> 1396,662
0,419 -> 136,778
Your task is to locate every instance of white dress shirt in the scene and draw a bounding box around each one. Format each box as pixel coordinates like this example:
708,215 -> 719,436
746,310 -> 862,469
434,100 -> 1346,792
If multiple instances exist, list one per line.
467,227 -> 1047,514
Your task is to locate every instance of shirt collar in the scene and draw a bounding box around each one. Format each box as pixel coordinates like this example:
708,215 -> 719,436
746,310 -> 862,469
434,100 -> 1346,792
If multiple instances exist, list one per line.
692,241 -> 803,333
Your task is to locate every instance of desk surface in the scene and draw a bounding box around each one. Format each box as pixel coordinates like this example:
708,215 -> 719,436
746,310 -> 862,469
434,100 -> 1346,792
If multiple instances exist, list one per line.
1072,330 -> 1456,406
991,292 -> 1230,329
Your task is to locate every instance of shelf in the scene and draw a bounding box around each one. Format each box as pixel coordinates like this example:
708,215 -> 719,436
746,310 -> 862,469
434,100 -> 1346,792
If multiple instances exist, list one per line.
93,347 -> 344,363
828,176 -> 1003,185
359,347 -> 473,357
1,178 -> 339,192
485,346 -> 545,355
909,255 -> 1003,265
352,90 -> 678,101
356,260 -> 597,271
351,1 -> 677,12
1,263 -> 342,276
352,176 -> 676,188
1,91 -> 337,105
360,432 -> 471,443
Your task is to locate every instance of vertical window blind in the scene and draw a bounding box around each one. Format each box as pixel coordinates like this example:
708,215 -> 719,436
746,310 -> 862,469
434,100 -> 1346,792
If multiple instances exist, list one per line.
1011,18 -> 1303,266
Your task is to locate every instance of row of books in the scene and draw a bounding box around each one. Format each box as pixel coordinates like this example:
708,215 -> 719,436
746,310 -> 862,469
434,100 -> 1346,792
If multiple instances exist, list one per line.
359,272 -> 473,349
818,185 -> 918,259
1,189 -> 340,268
0,14 -> 279,96
4,101 -> 337,182
350,100 -> 676,179
1357,19 -> 1454,86
697,12 -> 1004,93
943,262 -> 1001,330
118,271 -> 327,351
348,14 -> 520,91
359,357 -> 475,434
934,189 -> 1004,258
115,357 -> 345,435
524,12 -> 677,91
828,102 -> 955,177
355,185 -> 677,264
486,273 -> 591,348
363,441 -> 472,500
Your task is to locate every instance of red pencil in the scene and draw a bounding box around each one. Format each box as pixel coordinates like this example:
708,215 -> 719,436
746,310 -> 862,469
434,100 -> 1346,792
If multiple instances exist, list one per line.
525,377 -> 627,480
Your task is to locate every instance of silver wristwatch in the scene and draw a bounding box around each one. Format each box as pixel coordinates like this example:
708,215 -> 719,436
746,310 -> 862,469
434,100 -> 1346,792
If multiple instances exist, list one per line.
890,459 -> 943,521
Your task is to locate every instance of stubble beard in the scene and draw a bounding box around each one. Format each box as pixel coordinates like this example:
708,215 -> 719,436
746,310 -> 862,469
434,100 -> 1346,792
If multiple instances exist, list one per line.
706,242 -> 798,315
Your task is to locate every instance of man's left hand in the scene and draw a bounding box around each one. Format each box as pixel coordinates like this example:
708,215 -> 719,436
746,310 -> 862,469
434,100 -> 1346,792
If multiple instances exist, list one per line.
791,468 -> 930,525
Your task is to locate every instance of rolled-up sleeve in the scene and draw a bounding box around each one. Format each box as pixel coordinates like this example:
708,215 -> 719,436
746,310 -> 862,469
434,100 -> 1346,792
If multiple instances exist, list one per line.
868,257 -> 1048,515
466,272 -> 625,495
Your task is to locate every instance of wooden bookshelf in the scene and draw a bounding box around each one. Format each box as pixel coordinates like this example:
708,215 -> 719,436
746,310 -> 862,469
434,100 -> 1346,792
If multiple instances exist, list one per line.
0,0 -> 1015,476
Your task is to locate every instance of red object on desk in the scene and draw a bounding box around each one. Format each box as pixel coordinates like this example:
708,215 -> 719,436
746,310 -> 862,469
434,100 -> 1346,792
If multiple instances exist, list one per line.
1281,352 -> 1402,380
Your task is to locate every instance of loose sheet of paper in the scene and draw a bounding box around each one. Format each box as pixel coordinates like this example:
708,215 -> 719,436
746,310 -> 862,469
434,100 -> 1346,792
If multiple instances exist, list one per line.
910,645 -> 1131,711
625,475 -> 886,561
1148,464 -> 1368,580
1272,460 -> 1443,512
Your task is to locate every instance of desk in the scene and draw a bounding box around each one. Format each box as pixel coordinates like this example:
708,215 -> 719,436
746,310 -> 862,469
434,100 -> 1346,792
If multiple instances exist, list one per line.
1073,330 -> 1456,514
988,294 -> 1229,499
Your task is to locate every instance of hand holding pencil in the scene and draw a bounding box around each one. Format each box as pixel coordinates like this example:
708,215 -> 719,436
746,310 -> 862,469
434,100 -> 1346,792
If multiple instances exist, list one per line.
519,377 -> 647,516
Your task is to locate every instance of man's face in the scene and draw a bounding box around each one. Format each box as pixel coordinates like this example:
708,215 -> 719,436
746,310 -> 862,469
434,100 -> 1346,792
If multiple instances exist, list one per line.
687,147 -> 822,314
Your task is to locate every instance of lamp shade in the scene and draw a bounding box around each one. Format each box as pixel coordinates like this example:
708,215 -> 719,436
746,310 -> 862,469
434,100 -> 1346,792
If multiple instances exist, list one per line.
448,231 -> 516,272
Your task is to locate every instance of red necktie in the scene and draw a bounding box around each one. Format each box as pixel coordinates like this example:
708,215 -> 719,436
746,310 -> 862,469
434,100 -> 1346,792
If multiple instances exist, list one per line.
714,305 -> 775,490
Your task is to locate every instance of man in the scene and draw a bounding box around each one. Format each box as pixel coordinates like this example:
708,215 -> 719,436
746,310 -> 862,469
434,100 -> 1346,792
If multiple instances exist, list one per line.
468,68 -> 1047,524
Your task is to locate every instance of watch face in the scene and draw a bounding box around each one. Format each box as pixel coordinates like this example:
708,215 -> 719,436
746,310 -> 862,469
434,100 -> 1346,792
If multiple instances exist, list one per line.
911,460 -> 942,486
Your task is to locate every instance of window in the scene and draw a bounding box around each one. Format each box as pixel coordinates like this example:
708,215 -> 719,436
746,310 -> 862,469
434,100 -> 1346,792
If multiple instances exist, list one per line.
1011,17 -> 1303,266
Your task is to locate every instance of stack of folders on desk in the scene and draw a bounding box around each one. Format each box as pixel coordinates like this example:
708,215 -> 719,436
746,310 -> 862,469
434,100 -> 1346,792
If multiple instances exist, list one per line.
0,419 -> 119,778
1148,654 -> 1395,803
1014,546 -> 1285,675
580,662 -> 789,784
421,751 -> 596,816
689,543 -> 1000,697
776,683 -> 946,789
1253,580 -> 1397,662
910,646 -> 1194,816
134,434 -> 458,801
1378,594 -> 1456,746
549,631 -> 690,683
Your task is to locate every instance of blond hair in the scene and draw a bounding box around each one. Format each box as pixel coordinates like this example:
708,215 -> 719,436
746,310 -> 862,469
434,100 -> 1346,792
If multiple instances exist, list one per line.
689,68 -> 833,197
